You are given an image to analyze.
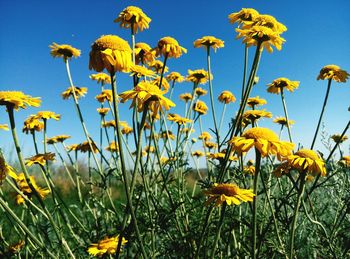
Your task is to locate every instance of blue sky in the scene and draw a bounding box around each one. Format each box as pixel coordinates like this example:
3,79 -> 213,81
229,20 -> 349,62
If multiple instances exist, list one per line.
1,0 -> 349,161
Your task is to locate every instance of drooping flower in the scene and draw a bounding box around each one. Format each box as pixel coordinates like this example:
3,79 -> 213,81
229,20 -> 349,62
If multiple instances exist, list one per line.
167,113 -> 192,125
317,65 -> 349,82
90,73 -> 111,85
186,69 -> 211,85
0,91 -> 41,110
95,89 -> 113,103
228,8 -> 260,25
130,65 -> 156,78
22,115 -> 44,134
166,72 -> 184,83
119,81 -> 175,115
247,96 -> 267,108
331,134 -> 348,144
89,35 -> 132,73
229,127 -> 294,159
155,37 -> 187,59
236,25 -> 286,53
97,108 -> 110,116
114,6 -> 151,33
25,153 -> 56,167
49,43 -> 81,61
273,117 -> 295,127
0,124 -> 9,131
199,132 -> 212,141
193,36 -> 224,51
267,77 -> 300,94
148,60 -> 169,74
135,42 -> 156,64
193,100 -> 208,115
36,111 -> 61,121
286,149 -> 326,176
179,93 -> 193,103
218,91 -> 236,104
203,183 -> 255,207
195,87 -> 208,96
87,235 -> 128,257
61,86 -> 88,100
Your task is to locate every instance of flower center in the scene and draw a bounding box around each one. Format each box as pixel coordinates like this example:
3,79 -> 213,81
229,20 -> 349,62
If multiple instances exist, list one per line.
243,127 -> 279,142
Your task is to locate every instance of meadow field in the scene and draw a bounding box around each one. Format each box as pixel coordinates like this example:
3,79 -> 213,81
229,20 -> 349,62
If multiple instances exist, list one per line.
0,2 -> 349,258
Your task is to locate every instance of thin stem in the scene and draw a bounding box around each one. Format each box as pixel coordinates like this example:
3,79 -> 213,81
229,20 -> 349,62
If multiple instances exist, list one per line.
252,148 -> 261,259
218,103 -> 227,137
280,88 -> 293,143
210,204 -> 227,259
241,45 -> 248,100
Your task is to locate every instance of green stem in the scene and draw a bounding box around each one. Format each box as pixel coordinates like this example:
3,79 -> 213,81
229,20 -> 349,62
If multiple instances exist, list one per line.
280,88 -> 293,143
252,148 -> 261,259
210,204 -> 227,259
241,45 -> 248,100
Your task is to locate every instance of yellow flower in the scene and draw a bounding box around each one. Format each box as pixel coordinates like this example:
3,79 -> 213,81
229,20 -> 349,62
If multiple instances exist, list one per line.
88,235 -> 128,257
90,73 -> 111,85
218,91 -> 236,104
61,86 -> 88,100
135,42 -> 156,64
179,93 -> 193,103
247,96 -> 267,108
0,124 -> 9,131
102,120 -> 117,128
286,149 -> 326,176
195,87 -> 208,96
122,125 -> 133,135
267,77 -> 300,94
193,36 -> 224,51
156,37 -> 187,59
46,135 -> 71,144
148,60 -> 169,74
0,156 -> 17,185
160,130 -> 175,140
106,142 -> 119,153
236,26 -> 285,53
8,240 -> 25,254
228,8 -> 260,25
193,100 -> 208,115
10,173 -> 50,205
205,141 -> 217,149
167,113 -> 192,125
186,69 -> 211,85
22,115 -> 44,134
89,35 -> 132,73
181,127 -> 195,134
36,111 -> 61,121
166,72 -> 184,82
49,43 -> 80,61
243,162 -> 256,175
66,144 -> 79,152
339,156 -> 350,167
331,134 -> 348,143
152,76 -> 170,92
243,14 -> 287,34
144,146 -> 155,153
192,150 -> 205,158
243,109 -> 272,123
130,65 -> 156,78
120,81 -> 175,115
229,127 -> 294,159
0,91 -> 41,110
273,117 -> 295,127
95,89 -> 113,103
199,132 -> 212,141
114,6 -> 151,33
25,153 -> 55,167
207,152 -> 237,162
77,141 -> 98,153
317,65 -> 349,82
97,108 -> 110,116
203,183 -> 255,207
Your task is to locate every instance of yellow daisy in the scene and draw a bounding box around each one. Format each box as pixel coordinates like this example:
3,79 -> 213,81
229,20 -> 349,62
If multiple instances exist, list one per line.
0,91 -> 41,110
193,100 -> 208,115
179,93 -> 193,103
317,65 -> 349,82
76,141 -> 99,153
167,113 -> 192,125
130,65 -> 156,78
106,142 -> 119,153
204,141 -> 217,149
339,156 -> 350,167
87,235 -> 128,257
193,36 -> 224,51
97,108 -> 110,116
286,149 -> 326,176
114,6 -> 151,33
22,115 -> 44,134
166,72 -> 185,83
61,86 -> 87,100
267,77 -> 300,94
46,135 -> 71,145
155,36 -> 187,59
36,111 -> 61,121
186,69 -> 211,85
25,153 -> 55,167
160,130 -> 176,140
148,60 -> 169,74
243,14 -> 287,34
192,150 -> 205,158
330,134 -> 348,144
199,132 -> 212,141
218,91 -> 236,104
243,109 -> 272,124
195,87 -> 208,96
135,42 -> 156,64
90,73 -> 111,85
228,8 -> 260,25
273,117 -> 295,127
49,43 -> 81,61
152,76 -> 170,92
95,89 -> 113,103
247,96 -> 267,108
203,183 -> 255,207
122,125 -> 133,135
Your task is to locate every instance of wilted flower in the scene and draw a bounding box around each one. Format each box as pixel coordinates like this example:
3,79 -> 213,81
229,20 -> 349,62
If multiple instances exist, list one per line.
114,6 -> 151,33
61,86 -> 87,100
193,36 -> 224,51
267,78 -> 300,94
0,91 -> 41,110
317,65 -> 349,82
49,43 -> 81,61
8,240 -> 25,254
155,37 -> 187,59
218,91 -> 236,104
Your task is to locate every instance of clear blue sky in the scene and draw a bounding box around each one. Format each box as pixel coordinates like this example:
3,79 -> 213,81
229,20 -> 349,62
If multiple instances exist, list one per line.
1,0 -> 349,160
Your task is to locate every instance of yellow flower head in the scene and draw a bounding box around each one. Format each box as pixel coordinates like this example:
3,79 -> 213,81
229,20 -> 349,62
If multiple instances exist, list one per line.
66,144 -> 79,152
114,6 -> 151,33
89,35 -> 132,73
195,87 -> 208,96
36,111 -> 61,121
199,132 -> 212,141
186,69 -> 211,85
95,89 -> 113,103
193,36 -> 224,51
120,81 -> 175,115
22,115 -> 44,134
193,100 -> 208,115
0,155 -> 16,185
122,125 -> 133,135
331,134 -> 348,144
102,120 -> 117,128
243,109 -> 272,123
106,141 -> 119,153
229,127 -> 294,159
205,141 -> 217,149
61,86 -> 87,100
90,73 -> 111,85
97,108 -> 110,116
339,156 -> 350,167
144,145 -> 155,153
243,14 -> 287,34
0,124 -> 9,131
25,153 -> 55,167
228,8 -> 260,25
267,77 -> 300,94
236,25 -> 285,53
152,76 -> 170,92
286,149 -> 326,176
49,43 -> 81,61
8,240 -> 25,254
167,113 -> 192,125
130,65 -> 156,78
166,72 -> 185,83
179,93 -> 193,103
76,141 -> 99,153
247,96 -> 267,108
160,130 -> 175,140
135,42 -> 156,64
88,235 -> 128,257
0,91 -> 41,110
317,65 -> 349,82
148,60 -> 169,74
273,117 -> 295,127
46,135 -> 71,144
207,152 -> 237,162
156,37 -> 187,59
204,183 -> 255,207
218,91 -> 236,104
192,150 -> 204,158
